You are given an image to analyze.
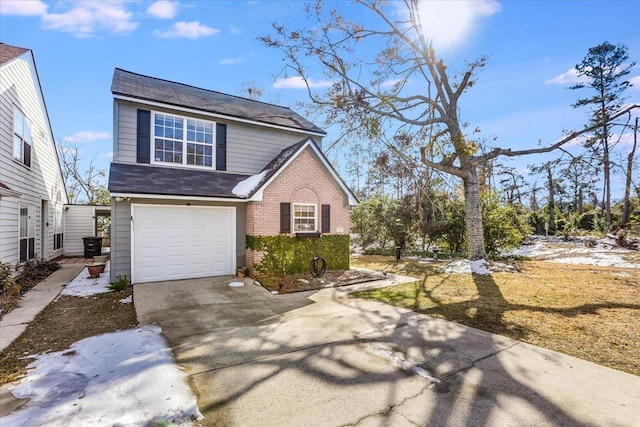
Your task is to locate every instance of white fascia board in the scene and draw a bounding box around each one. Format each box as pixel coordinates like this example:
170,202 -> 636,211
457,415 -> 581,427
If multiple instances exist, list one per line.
113,95 -> 326,137
0,188 -> 22,198
246,138 -> 359,206
110,192 -> 248,203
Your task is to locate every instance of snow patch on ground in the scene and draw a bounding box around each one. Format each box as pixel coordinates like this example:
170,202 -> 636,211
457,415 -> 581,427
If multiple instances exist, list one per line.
504,236 -> 638,269
1,325 -> 202,426
119,295 -> 132,304
60,262 -> 112,297
232,169 -> 269,197
442,259 -> 491,275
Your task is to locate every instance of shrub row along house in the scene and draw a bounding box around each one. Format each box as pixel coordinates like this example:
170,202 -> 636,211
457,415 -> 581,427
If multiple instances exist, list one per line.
108,69 -> 357,283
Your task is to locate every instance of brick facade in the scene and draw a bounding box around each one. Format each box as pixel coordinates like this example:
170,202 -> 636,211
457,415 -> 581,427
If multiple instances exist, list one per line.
246,146 -> 351,267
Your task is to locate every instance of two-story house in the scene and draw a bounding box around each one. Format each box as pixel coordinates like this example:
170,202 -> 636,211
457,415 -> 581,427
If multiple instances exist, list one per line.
0,43 -> 68,265
108,69 -> 357,284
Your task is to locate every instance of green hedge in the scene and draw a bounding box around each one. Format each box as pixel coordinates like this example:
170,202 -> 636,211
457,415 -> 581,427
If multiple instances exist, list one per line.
246,234 -> 350,274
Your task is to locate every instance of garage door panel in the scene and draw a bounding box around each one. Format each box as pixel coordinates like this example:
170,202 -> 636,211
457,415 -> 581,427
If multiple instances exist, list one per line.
132,205 -> 235,283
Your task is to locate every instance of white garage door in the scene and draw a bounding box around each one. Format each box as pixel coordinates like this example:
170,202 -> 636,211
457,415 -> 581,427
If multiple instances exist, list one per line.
132,205 -> 235,284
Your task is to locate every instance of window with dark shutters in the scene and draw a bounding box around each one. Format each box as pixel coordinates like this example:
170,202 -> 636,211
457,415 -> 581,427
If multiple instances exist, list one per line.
136,109 -> 151,163
216,123 -> 227,171
280,202 -> 291,233
321,204 -> 330,233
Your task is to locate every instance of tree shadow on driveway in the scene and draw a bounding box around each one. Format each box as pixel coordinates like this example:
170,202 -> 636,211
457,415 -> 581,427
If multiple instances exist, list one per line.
134,275 -> 640,427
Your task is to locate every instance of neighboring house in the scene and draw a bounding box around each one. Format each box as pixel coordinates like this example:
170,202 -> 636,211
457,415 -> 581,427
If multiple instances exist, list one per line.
0,43 -> 68,265
108,69 -> 357,284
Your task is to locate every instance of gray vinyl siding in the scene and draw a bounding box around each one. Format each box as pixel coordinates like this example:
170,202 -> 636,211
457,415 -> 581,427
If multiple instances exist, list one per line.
110,198 -> 246,283
110,199 -> 131,282
0,53 -> 67,264
113,100 -> 322,174
63,205 -> 96,256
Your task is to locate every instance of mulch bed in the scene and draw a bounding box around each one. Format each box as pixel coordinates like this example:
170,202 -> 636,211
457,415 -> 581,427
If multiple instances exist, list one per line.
255,269 -> 385,294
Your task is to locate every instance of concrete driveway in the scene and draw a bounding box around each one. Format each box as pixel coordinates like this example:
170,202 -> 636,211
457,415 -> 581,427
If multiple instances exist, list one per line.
135,275 -> 640,427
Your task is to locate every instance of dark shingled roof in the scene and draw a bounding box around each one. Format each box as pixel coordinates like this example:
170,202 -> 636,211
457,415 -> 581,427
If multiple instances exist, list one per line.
111,68 -> 326,135
108,163 -> 251,199
0,43 -> 29,65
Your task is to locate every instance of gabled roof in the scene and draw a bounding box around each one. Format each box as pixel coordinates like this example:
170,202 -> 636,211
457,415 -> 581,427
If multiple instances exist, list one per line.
108,139 -> 358,206
111,68 -> 326,135
0,42 -> 29,65
108,163 -> 250,199
242,138 -> 358,206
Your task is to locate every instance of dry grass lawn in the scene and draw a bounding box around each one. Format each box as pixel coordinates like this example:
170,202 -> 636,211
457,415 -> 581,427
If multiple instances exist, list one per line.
0,287 -> 137,385
352,256 -> 640,376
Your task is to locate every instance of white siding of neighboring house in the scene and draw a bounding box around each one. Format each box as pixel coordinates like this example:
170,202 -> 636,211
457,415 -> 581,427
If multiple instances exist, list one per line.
0,51 -> 68,265
63,205 -> 96,256
113,100 -> 322,175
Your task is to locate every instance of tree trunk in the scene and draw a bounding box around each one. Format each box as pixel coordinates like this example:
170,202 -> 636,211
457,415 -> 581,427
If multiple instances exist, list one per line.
547,165 -> 556,232
578,187 -> 584,215
603,134 -> 612,227
463,168 -> 486,260
621,117 -> 638,226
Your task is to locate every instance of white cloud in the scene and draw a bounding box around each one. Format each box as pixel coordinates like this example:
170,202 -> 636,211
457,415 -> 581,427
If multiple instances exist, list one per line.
0,0 -> 48,15
381,78 -> 405,88
545,68 -> 590,85
147,0 -> 179,19
63,131 -> 110,143
100,152 -> 114,159
411,0 -> 500,51
273,76 -> 333,89
220,51 -> 255,65
629,75 -> 640,91
42,1 -> 138,37
155,21 -> 219,39
229,25 -> 242,35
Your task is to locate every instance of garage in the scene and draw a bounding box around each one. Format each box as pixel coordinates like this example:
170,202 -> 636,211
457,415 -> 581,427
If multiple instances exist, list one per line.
131,204 -> 235,284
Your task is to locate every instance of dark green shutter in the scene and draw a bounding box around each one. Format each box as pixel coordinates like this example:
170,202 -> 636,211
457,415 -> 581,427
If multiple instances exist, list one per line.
216,123 -> 227,171
321,204 -> 330,233
280,203 -> 291,233
136,109 -> 151,163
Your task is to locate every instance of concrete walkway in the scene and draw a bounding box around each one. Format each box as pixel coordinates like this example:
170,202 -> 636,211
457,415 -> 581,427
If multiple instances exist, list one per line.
0,264 -> 83,352
135,275 -> 640,427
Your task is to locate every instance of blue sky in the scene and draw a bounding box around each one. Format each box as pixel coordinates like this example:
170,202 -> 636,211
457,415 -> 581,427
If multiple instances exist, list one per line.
1,0 -> 639,199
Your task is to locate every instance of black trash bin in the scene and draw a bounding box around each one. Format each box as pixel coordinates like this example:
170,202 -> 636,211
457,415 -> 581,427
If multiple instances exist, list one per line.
82,236 -> 103,258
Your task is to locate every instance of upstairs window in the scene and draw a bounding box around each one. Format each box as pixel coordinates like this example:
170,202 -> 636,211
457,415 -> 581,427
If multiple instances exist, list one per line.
293,204 -> 317,232
153,113 -> 214,168
13,107 -> 32,167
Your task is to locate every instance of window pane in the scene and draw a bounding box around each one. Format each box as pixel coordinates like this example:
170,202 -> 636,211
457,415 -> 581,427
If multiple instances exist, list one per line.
187,130 -> 195,141
14,135 -> 22,160
13,108 -> 23,135
155,115 -> 164,126
155,125 -> 163,137
23,120 -> 32,143
204,156 -> 212,167
20,207 -> 28,238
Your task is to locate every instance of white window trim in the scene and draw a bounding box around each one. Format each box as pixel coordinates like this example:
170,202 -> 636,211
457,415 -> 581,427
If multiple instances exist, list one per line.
293,203 -> 317,233
13,107 -> 32,167
18,204 -> 36,262
150,111 -> 217,170
53,206 -> 64,251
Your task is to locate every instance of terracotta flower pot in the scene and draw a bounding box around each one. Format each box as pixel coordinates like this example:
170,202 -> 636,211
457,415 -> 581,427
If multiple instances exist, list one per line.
86,263 -> 105,278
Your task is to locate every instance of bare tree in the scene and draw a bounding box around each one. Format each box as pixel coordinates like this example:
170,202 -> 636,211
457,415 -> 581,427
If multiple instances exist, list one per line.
57,141 -> 109,205
261,0 -> 640,259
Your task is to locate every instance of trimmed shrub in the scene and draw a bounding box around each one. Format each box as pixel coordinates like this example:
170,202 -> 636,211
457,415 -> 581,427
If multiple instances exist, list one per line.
246,234 -> 350,275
